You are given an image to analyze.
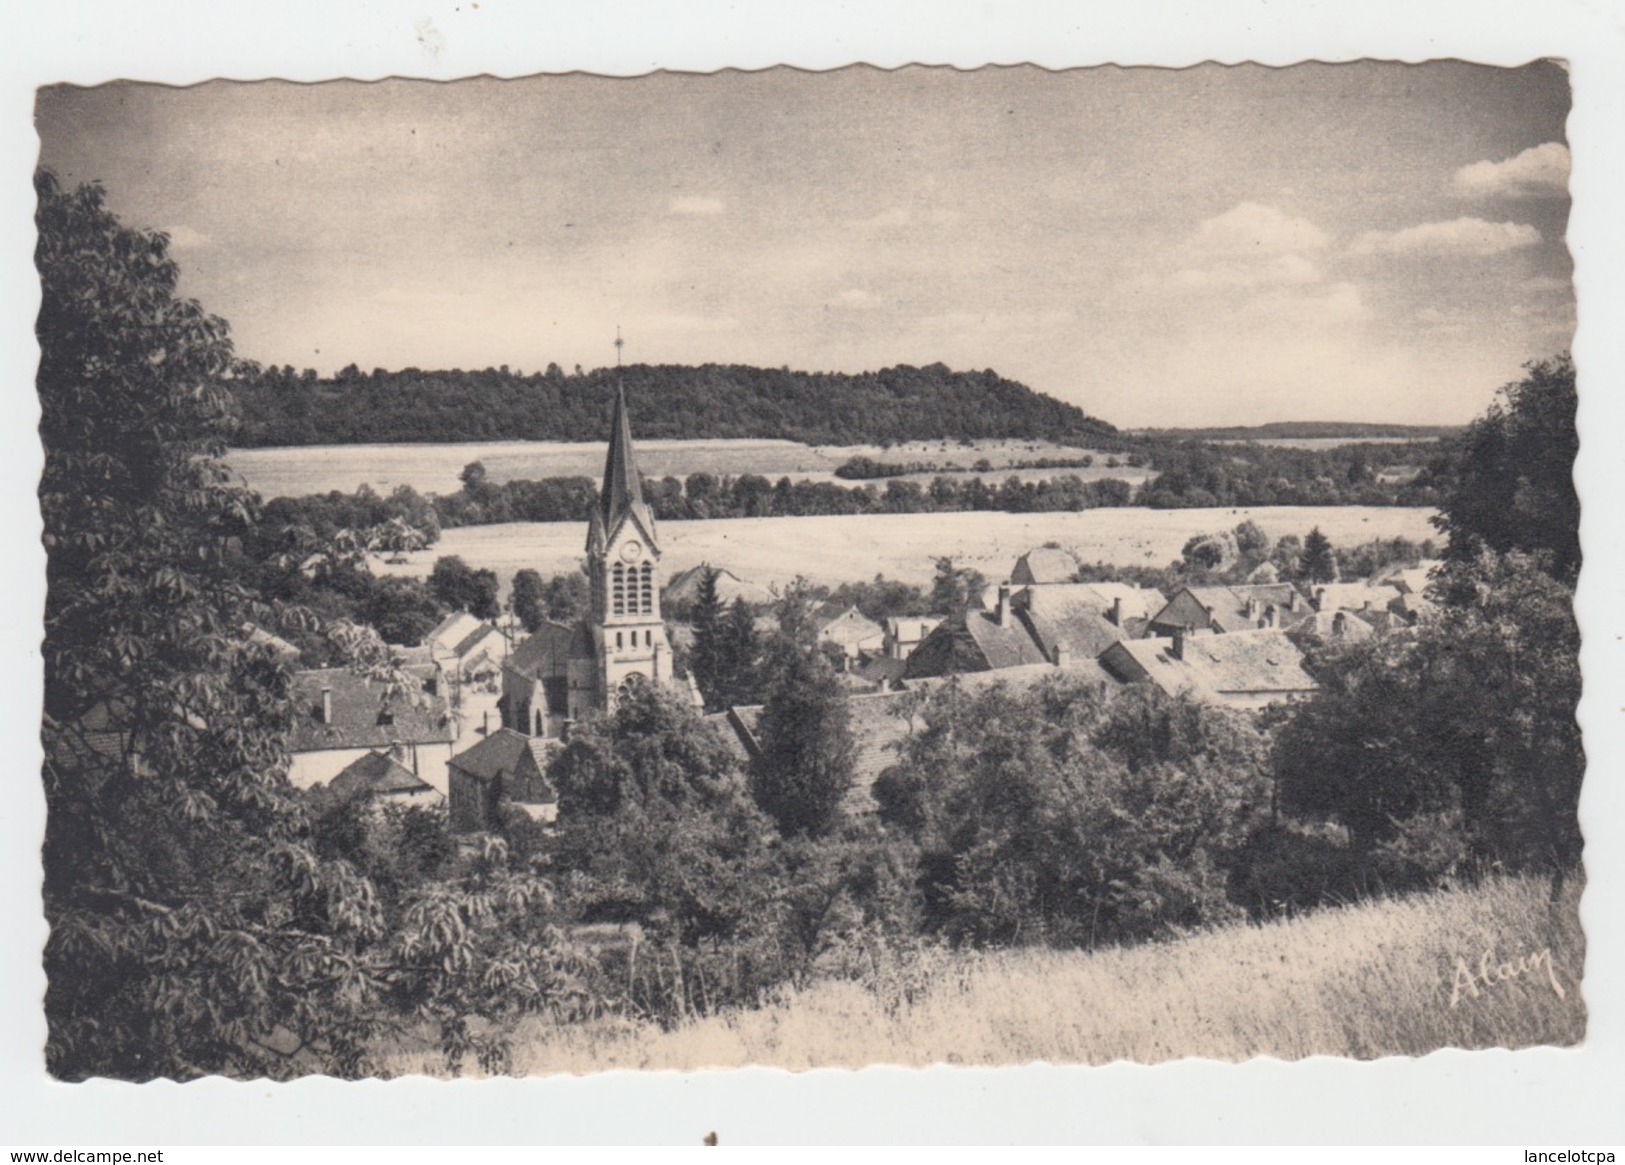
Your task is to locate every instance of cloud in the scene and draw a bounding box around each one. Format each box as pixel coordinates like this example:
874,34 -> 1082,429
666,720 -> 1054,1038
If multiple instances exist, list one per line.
1453,143 -> 1570,200
1350,217 -> 1540,257
668,196 -> 725,216
1161,203 -> 1330,292
162,224 -> 211,250
1188,202 -> 1330,257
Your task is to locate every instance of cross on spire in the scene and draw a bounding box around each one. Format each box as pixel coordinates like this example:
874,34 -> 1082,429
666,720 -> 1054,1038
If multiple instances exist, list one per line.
614,327 -> 624,366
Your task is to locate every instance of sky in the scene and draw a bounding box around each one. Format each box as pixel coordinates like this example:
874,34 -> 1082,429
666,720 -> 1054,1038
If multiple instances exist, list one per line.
35,63 -> 1572,428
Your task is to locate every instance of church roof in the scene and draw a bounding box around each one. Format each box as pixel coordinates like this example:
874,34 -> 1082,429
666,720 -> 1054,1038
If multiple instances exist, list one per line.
592,380 -> 659,554
505,619 -> 592,680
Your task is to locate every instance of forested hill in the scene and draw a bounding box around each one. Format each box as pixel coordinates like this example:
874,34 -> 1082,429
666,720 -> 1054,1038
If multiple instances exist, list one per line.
229,361 -> 1117,448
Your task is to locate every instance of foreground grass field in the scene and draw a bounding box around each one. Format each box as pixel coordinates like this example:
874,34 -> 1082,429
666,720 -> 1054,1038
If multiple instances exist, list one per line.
371,505 -> 1440,593
379,873 -> 1583,1075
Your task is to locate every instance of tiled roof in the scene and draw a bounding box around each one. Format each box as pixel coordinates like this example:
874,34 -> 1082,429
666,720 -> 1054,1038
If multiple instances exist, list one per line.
1291,609 -> 1375,642
1015,586 -> 1134,660
1011,546 -> 1081,585
427,611 -> 483,652
903,609 -> 1049,678
451,622 -> 503,659
505,619 -> 586,679
1154,583 -> 1308,633
329,749 -> 437,798
1103,629 -> 1317,708
1379,561 -> 1445,596
815,604 -> 885,645
664,563 -> 776,608
448,727 -> 555,785
287,669 -> 456,753
1310,582 -> 1403,614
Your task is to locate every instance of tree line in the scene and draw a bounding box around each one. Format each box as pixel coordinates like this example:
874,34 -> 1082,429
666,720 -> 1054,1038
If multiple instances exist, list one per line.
266,440 -> 1446,543
229,360 -> 1119,448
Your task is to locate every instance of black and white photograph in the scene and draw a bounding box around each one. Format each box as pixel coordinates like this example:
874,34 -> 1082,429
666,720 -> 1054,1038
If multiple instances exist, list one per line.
30,59 -> 1588,1080
10,3 -> 1625,1145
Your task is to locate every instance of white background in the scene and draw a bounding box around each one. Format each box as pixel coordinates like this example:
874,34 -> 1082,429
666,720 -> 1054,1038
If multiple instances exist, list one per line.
1,0 -> 1621,1147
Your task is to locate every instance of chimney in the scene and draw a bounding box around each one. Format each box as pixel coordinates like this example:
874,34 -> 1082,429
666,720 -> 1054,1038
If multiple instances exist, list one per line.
1262,605 -> 1277,628
1245,596 -> 1260,621
996,583 -> 1012,628
482,710 -> 491,737
1332,611 -> 1348,638
1287,589 -> 1299,612
1171,628 -> 1186,661
1053,642 -> 1071,668
320,686 -> 333,725
1109,595 -> 1123,627
1313,586 -> 1327,611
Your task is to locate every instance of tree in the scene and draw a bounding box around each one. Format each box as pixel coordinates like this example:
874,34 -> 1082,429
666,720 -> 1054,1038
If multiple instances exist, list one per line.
1275,551 -> 1581,889
874,677 -> 1266,947
688,566 -> 725,707
36,172 -> 572,1080
429,555 -> 500,619
749,650 -> 857,838
928,557 -> 987,616
1435,354 -> 1579,582
510,568 -> 546,634
544,682 -> 785,1020
1299,527 -> 1337,583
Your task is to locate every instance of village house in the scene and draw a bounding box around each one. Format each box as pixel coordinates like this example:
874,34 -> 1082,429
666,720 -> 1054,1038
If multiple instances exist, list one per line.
446,727 -> 559,832
1380,560 -> 1445,596
426,610 -> 484,659
903,585 -> 1053,678
1308,581 -> 1404,617
904,574 -> 1147,680
1145,583 -> 1309,638
663,562 -> 776,611
1099,627 -> 1318,710
882,615 -> 941,661
1288,607 -> 1376,644
285,667 -> 458,793
812,602 -> 886,662
421,611 -> 510,684
1010,545 -> 1082,585
323,746 -> 443,808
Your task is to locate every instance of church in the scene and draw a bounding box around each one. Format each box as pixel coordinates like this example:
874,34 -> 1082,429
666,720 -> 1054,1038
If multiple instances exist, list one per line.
498,379 -> 702,740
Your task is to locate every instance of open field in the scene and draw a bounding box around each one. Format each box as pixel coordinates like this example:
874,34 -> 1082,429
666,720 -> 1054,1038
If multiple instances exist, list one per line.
1204,436 -> 1440,450
376,873 -> 1583,1074
225,438 -> 1139,499
371,505 -> 1440,594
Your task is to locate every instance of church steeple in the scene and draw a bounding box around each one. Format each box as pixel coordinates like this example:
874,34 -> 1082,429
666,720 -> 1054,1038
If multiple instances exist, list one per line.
600,379 -> 651,531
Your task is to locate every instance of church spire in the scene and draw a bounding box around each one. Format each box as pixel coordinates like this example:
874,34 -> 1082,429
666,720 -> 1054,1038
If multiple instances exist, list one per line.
600,376 -> 646,524
593,333 -> 657,551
